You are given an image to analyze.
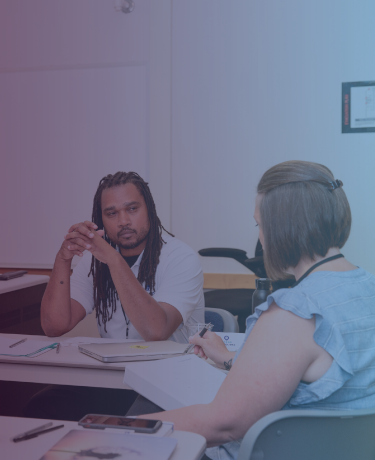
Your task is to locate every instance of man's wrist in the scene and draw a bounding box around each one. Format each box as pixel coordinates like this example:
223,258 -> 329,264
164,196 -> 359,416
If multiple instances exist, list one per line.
107,249 -> 126,269
56,250 -> 74,265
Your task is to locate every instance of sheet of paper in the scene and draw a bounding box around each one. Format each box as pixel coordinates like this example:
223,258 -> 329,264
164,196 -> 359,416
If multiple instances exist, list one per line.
61,337 -> 143,347
39,429 -> 177,460
215,332 -> 245,351
124,354 -> 226,410
0,337 -> 58,357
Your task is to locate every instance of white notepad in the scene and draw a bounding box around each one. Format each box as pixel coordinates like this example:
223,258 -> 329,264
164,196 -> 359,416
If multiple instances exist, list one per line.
124,354 -> 227,410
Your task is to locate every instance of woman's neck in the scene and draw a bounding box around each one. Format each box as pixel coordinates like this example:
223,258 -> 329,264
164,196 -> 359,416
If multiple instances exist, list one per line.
287,247 -> 355,281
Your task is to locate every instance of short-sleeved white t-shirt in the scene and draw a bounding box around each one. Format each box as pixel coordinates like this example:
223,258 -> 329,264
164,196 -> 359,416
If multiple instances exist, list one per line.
70,234 -> 205,343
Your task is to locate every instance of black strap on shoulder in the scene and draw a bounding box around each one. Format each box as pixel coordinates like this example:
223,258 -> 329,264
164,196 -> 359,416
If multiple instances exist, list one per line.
292,254 -> 344,288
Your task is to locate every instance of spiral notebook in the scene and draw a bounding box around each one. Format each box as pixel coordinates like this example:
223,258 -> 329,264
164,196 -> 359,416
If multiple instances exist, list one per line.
0,337 -> 58,357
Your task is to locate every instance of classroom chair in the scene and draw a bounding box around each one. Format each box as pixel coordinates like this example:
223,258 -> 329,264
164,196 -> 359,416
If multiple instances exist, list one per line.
237,408 -> 375,460
199,240 -> 294,332
205,307 -> 239,333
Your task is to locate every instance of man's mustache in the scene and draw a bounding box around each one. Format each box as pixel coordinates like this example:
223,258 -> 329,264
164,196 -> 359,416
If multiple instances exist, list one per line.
117,227 -> 137,238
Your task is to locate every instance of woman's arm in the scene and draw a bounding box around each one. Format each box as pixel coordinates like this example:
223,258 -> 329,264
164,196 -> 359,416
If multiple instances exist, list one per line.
140,303 -> 328,446
189,330 -> 236,369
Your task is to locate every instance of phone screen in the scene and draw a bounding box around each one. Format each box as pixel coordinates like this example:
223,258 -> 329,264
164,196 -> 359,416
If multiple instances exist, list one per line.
80,415 -> 160,429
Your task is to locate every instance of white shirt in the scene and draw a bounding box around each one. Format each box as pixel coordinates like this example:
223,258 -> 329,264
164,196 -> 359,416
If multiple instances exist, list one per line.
70,234 -> 205,343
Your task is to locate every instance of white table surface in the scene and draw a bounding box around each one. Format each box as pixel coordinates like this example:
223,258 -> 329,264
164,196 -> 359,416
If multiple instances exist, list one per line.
0,275 -> 50,295
0,333 -> 133,390
0,416 -> 207,460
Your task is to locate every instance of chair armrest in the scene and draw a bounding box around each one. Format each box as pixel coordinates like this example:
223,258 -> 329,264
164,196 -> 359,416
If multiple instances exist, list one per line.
242,257 -> 267,278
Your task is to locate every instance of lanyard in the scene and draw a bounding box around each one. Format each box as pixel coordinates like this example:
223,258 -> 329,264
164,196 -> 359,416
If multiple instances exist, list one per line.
120,285 -> 152,339
292,254 -> 344,288
120,307 -> 131,339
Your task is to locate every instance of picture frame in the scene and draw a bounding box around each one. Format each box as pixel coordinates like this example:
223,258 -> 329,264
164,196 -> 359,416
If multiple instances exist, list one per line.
342,81 -> 375,133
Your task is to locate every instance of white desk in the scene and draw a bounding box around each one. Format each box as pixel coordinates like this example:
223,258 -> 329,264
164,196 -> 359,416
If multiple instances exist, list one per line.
0,275 -> 50,295
0,416 -> 207,460
0,333 -> 133,390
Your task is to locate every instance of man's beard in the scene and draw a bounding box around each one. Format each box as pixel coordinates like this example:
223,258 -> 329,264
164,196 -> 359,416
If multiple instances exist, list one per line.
110,226 -> 149,250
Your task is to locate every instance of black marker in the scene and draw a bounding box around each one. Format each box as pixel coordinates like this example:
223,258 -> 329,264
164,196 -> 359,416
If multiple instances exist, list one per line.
13,425 -> 64,443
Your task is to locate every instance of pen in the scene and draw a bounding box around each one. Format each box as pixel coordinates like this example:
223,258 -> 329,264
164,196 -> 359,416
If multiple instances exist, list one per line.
12,422 -> 53,441
184,323 -> 212,354
9,338 -> 27,348
56,343 -> 61,354
13,424 -> 64,443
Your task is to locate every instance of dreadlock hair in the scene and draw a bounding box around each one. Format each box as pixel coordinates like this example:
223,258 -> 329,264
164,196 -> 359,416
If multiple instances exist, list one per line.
89,171 -> 174,332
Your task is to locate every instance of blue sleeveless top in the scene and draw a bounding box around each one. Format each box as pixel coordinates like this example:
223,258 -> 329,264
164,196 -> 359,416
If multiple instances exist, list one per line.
206,267 -> 375,460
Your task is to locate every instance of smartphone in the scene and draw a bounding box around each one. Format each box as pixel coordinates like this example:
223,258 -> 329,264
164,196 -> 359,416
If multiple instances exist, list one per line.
78,414 -> 162,433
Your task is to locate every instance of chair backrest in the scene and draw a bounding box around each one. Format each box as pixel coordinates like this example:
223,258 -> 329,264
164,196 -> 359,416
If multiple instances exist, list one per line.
205,307 -> 239,333
237,408 -> 375,460
198,240 -> 268,278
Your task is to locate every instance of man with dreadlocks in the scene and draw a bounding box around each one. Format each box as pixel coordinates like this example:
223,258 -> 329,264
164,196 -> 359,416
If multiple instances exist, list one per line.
24,171 -> 204,421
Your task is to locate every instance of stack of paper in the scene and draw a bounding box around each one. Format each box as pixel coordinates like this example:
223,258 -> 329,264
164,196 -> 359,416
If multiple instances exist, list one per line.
0,337 -> 58,357
124,354 -> 227,410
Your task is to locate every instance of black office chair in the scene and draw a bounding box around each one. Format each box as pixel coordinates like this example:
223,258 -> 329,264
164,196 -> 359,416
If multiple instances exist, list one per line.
199,240 -> 294,332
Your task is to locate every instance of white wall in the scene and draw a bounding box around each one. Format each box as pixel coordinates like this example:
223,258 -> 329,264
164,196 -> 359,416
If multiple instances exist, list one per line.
169,0 -> 375,274
0,0 -> 151,267
2,0 -> 375,275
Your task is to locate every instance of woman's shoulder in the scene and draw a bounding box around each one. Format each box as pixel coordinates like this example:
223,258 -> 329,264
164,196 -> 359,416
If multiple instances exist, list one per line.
267,267 -> 375,317
274,267 -> 374,298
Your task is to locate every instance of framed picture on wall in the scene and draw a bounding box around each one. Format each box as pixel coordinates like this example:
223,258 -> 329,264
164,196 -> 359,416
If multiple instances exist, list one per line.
342,81 -> 375,133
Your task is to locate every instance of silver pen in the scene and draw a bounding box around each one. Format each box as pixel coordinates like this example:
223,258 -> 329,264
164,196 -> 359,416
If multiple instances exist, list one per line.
12,422 -> 53,441
184,323 -> 212,354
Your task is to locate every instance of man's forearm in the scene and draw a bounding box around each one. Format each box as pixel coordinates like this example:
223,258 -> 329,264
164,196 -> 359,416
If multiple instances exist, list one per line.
107,252 -> 173,341
41,254 -> 74,336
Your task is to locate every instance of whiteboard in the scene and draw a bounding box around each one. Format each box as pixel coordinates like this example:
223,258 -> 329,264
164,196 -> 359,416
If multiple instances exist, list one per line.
0,64 -> 148,268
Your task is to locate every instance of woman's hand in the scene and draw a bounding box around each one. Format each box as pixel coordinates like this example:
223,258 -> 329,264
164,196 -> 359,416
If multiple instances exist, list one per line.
189,331 -> 235,369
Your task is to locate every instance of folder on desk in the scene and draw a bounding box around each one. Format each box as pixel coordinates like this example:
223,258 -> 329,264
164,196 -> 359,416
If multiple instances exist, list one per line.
78,340 -> 191,363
